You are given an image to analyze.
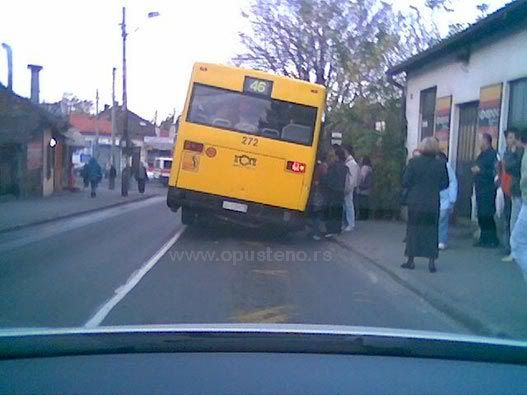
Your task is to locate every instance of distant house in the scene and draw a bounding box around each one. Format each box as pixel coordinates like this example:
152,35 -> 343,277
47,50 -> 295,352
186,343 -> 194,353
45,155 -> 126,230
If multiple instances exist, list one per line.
68,112 -> 113,168
69,105 -> 156,173
0,67 -> 69,198
144,115 -> 178,167
387,0 -> 527,218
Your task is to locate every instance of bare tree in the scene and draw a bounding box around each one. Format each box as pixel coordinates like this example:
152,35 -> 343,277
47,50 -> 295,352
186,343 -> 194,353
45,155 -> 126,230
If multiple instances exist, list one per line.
234,0 -> 440,107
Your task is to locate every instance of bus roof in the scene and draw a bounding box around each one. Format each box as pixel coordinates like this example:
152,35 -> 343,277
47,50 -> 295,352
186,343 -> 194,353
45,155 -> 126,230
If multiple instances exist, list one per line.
193,62 -> 326,92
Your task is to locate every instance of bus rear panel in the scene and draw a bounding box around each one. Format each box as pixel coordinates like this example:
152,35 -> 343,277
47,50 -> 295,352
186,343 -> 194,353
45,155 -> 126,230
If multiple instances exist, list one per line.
167,63 -> 326,229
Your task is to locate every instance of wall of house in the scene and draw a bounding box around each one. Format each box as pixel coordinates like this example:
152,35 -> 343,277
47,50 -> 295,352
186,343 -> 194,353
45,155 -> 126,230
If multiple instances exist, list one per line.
406,28 -> 527,166
42,129 -> 54,197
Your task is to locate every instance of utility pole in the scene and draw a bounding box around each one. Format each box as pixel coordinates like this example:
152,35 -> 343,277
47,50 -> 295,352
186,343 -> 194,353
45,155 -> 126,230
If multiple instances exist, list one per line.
95,89 -> 99,159
111,67 -> 117,170
121,5 -> 130,197
117,6 -> 159,196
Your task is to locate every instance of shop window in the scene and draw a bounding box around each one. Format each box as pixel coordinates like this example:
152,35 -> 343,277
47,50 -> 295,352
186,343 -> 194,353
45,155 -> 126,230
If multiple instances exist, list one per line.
508,78 -> 527,131
419,87 -> 437,139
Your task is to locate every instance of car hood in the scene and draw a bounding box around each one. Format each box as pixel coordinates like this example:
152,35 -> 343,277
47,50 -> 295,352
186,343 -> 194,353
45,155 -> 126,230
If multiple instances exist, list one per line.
1,324 -> 527,364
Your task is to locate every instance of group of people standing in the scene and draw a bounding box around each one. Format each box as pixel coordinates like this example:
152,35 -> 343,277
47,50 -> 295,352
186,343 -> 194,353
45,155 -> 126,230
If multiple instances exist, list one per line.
309,144 -> 373,240
402,128 -> 527,278
81,159 -> 149,197
473,128 -> 527,280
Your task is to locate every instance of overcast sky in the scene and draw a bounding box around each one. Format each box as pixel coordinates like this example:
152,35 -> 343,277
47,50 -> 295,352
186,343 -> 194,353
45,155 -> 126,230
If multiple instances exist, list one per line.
0,0 -> 508,122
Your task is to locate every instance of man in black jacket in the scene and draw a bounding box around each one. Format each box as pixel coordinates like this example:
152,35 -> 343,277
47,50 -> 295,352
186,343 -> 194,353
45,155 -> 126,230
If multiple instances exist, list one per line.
472,133 -> 499,248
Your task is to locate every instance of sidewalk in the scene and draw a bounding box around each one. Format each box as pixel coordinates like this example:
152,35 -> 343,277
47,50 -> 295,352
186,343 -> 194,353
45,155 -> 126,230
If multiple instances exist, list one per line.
336,220 -> 527,339
0,179 -> 164,233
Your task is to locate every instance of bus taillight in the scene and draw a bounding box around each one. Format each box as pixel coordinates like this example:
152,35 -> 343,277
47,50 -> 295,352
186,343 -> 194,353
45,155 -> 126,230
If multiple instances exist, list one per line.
184,140 -> 204,153
286,161 -> 306,173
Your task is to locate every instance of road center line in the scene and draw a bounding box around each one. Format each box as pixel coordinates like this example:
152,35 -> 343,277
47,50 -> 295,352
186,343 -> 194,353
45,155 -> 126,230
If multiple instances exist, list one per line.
84,225 -> 186,328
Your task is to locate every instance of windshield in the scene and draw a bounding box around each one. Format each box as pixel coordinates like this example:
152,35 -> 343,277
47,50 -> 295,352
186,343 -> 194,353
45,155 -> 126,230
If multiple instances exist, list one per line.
1,0 -> 527,351
187,83 -> 317,145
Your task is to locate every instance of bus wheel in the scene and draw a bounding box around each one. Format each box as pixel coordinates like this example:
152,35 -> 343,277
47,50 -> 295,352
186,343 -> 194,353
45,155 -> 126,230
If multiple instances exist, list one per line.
181,207 -> 196,225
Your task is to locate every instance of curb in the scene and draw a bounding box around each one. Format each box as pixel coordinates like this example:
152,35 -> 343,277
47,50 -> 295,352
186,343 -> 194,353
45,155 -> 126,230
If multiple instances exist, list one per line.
334,238 -> 512,339
0,194 -> 159,235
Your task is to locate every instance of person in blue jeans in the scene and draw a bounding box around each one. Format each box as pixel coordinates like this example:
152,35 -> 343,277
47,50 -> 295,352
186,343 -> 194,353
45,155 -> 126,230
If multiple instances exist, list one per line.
437,152 -> 458,250
502,128 -> 524,261
511,130 -> 527,282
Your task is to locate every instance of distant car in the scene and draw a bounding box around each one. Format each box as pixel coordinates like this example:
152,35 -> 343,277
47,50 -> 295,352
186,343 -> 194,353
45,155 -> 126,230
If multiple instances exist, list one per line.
153,157 -> 173,185
146,164 -> 155,180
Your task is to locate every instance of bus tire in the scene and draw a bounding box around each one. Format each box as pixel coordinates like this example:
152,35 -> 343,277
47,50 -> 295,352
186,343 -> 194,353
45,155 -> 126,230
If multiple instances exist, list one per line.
181,207 -> 196,225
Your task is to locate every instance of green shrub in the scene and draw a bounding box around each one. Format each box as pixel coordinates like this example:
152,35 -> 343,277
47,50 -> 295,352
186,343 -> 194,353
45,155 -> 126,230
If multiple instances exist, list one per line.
325,98 -> 406,219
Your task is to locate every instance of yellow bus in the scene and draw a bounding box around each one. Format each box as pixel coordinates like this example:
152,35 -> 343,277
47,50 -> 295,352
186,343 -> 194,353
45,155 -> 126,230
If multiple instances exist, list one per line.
167,63 -> 326,229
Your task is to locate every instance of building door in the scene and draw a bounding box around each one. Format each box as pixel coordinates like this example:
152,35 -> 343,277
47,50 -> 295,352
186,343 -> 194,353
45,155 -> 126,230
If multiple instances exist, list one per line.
455,102 -> 479,218
0,144 -> 16,196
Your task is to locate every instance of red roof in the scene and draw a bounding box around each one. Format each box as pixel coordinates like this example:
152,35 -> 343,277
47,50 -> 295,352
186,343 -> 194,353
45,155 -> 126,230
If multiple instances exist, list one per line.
159,128 -> 170,137
69,113 -> 112,135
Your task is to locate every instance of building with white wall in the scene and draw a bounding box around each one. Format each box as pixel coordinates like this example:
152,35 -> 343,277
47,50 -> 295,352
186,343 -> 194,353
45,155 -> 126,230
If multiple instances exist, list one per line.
388,0 -> 527,218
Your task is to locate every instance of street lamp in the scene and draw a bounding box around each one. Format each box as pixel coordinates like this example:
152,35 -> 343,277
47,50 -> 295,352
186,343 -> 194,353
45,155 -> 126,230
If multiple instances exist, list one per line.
120,6 -> 160,197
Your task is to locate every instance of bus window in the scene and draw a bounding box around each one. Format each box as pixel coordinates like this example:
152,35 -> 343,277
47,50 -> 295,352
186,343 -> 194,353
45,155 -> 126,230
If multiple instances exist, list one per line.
187,83 -> 317,145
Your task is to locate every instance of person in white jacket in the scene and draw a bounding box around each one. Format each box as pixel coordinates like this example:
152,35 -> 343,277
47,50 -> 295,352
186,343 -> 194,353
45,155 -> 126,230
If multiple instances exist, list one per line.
437,152 -> 458,250
342,145 -> 360,232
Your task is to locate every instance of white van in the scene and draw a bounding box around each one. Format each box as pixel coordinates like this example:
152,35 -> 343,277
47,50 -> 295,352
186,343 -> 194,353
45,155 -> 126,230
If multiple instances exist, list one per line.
153,157 -> 173,185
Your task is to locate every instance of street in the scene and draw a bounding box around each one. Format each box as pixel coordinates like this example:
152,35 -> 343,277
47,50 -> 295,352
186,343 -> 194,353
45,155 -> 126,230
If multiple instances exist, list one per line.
0,196 -> 465,333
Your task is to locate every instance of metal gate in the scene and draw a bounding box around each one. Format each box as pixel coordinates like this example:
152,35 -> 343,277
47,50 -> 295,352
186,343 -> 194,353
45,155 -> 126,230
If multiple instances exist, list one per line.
455,102 -> 479,218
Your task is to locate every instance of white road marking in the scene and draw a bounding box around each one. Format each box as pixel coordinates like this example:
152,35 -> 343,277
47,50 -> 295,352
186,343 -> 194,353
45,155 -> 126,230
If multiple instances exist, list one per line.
84,225 -> 186,328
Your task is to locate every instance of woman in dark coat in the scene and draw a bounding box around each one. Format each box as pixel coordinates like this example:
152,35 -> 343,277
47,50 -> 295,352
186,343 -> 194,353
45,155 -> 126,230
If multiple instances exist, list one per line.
322,147 -> 348,237
136,162 -> 148,194
402,137 -> 449,273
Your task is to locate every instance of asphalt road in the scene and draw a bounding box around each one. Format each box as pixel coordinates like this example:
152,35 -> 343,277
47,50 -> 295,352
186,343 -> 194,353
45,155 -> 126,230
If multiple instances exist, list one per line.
0,198 -> 466,334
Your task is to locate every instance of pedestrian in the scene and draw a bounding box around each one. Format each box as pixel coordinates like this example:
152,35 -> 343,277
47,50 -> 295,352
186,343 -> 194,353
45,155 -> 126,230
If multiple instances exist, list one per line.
342,144 -> 360,232
136,162 -> 148,194
498,155 -> 513,257
357,156 -> 373,220
472,133 -> 500,248
502,128 -> 524,261
309,152 -> 329,241
86,157 -> 102,198
121,164 -> 130,197
437,152 -> 458,250
81,163 -> 89,189
511,129 -> 527,282
401,137 -> 449,273
322,147 -> 348,238
108,163 -> 117,190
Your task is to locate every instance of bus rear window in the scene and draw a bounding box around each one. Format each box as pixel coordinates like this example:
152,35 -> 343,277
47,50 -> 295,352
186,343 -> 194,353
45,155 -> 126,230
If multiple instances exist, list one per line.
186,83 -> 317,146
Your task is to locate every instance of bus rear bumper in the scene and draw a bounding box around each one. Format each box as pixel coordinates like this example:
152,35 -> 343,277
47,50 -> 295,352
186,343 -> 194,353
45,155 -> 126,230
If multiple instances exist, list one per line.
167,186 -> 305,230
